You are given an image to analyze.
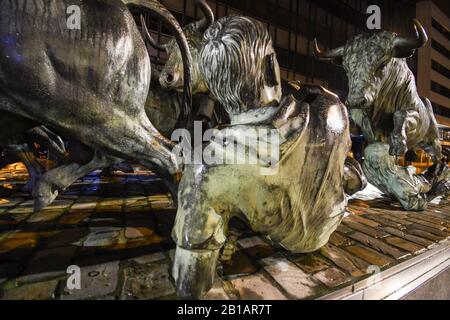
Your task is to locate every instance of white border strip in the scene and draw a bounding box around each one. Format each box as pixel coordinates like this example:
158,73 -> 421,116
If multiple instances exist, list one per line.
318,240 -> 450,300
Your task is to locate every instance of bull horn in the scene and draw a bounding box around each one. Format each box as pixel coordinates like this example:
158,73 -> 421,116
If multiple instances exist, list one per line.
140,14 -> 166,51
313,38 -> 344,60
393,19 -> 428,57
124,0 -> 193,125
194,0 -> 214,31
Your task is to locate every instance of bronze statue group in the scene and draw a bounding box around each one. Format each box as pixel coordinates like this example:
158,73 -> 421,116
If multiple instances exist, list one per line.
0,0 -> 448,298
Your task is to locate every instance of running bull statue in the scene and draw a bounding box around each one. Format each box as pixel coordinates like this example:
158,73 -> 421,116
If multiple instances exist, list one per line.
0,0 -> 194,211
143,0 -> 364,194
0,113 -> 67,193
140,0 -> 218,137
171,16 -> 363,299
314,20 -> 449,211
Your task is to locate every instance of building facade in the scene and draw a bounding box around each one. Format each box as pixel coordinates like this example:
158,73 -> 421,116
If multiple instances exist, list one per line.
416,0 -> 450,127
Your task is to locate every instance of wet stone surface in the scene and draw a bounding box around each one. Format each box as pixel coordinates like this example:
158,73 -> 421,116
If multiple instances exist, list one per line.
0,163 -> 449,300
120,261 -> 175,300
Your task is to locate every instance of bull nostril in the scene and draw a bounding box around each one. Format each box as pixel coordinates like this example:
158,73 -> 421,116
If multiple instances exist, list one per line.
166,74 -> 174,83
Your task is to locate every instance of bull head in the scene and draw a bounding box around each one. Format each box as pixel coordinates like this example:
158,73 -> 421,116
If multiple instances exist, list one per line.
141,0 -> 213,94
314,19 -> 427,109
199,16 -> 282,116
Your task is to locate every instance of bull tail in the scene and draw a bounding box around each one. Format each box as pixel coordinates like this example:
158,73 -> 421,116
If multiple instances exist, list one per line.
123,0 -> 193,125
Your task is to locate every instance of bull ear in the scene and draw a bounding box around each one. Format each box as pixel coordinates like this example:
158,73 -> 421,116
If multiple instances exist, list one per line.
264,53 -> 280,87
392,48 -> 415,59
331,57 -> 343,67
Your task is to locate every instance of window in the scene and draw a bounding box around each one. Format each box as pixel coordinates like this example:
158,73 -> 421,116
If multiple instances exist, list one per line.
432,60 -> 450,79
431,81 -> 450,100
432,18 -> 450,42
431,39 -> 450,58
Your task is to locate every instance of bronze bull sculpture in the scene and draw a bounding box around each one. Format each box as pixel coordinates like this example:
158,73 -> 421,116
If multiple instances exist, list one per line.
171,15 -> 364,299
0,0 -> 194,211
314,20 -> 449,211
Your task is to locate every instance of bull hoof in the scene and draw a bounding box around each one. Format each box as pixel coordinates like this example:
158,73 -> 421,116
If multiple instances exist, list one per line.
344,157 -> 367,195
32,182 -> 59,212
389,144 -> 408,157
389,136 -> 408,157
172,246 -> 220,299
427,164 -> 450,200
22,180 -> 37,194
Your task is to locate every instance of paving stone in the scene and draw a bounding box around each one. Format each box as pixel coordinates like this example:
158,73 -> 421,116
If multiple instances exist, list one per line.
58,211 -> 92,225
421,211 -> 450,223
238,236 -> 276,260
98,199 -> 124,207
120,262 -> 174,300
0,198 -> 24,208
313,268 -> 350,288
124,227 -> 154,239
202,280 -> 230,300
342,220 -> 389,238
0,213 -> 31,225
380,227 -> 434,247
22,246 -> 77,275
0,237 -> 37,254
407,212 -> 447,226
70,202 -> 98,210
78,227 -> 122,247
320,244 -> 369,277
291,254 -> 331,274
406,217 -> 447,231
1,280 -> 58,300
347,215 -> 381,228
379,214 -> 413,226
406,224 -> 449,238
61,262 -> 119,300
347,232 -> 409,260
15,270 -> 68,288
27,209 -> 64,223
384,237 -> 425,254
238,236 -> 268,249
407,229 -> 444,242
261,256 -> 318,299
222,250 -> 258,278
364,214 -> 403,228
130,252 -> 166,265
328,232 -> 353,247
336,224 -> 353,234
44,228 -> 90,248
346,245 -> 394,268
46,200 -> 74,210
7,206 -> 34,214
231,273 -> 287,300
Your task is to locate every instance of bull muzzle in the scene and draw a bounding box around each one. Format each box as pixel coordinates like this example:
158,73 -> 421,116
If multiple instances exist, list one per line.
159,71 -> 183,90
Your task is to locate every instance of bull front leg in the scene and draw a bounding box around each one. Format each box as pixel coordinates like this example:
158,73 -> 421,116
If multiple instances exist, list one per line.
389,110 -> 419,156
172,203 -> 226,299
172,166 -> 227,299
363,143 -> 431,211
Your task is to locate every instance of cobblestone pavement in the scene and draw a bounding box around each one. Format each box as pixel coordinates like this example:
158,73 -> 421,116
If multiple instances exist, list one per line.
0,163 -> 449,300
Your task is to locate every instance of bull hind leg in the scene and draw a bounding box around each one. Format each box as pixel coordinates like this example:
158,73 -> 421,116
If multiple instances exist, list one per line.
363,143 -> 431,211
0,112 -> 44,193
33,151 -> 119,212
419,98 -> 449,199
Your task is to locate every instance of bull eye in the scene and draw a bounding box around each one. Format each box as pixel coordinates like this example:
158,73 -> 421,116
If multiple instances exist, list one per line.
264,53 -> 279,87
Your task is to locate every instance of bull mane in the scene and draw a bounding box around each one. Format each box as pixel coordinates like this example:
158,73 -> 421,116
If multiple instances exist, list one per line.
199,16 -> 273,116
